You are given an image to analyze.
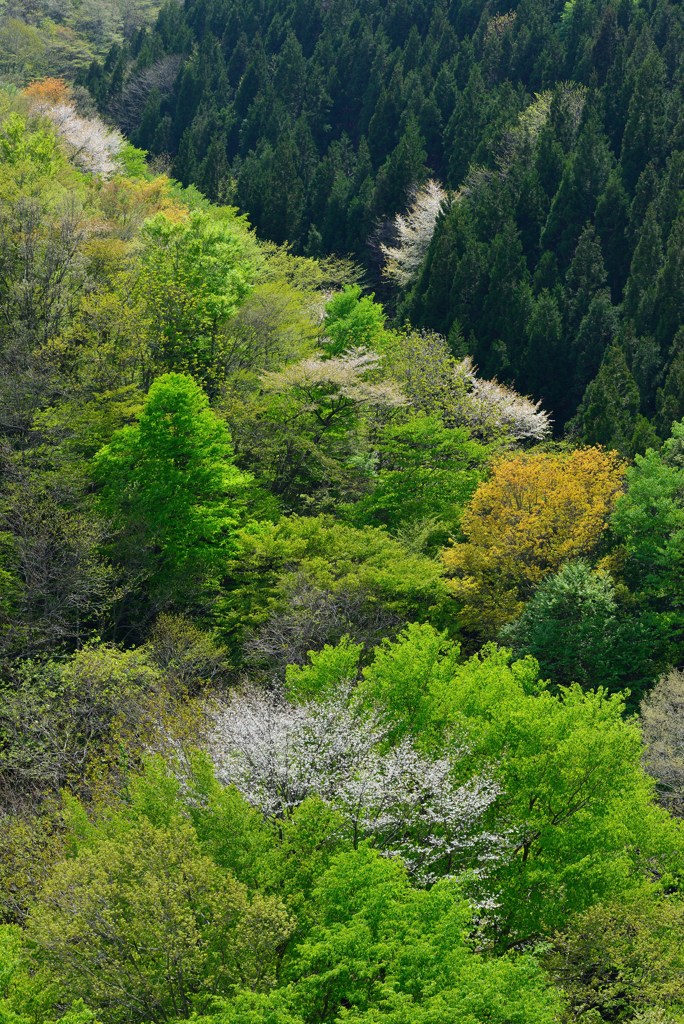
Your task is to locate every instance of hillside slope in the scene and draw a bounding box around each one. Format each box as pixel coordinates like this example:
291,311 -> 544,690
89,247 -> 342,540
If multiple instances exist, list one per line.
84,0 -> 684,436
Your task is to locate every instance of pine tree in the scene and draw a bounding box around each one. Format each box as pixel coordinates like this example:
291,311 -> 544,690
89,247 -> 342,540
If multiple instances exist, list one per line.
571,343 -> 640,453
542,104 -> 612,267
656,328 -> 684,436
373,117 -> 427,217
654,216 -> 684,352
623,202 -> 663,334
524,289 -> 565,410
620,48 -> 667,191
595,171 -> 630,301
564,223 -> 608,338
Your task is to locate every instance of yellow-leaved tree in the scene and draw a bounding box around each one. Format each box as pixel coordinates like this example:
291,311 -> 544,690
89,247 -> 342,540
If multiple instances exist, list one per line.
442,447 -> 625,637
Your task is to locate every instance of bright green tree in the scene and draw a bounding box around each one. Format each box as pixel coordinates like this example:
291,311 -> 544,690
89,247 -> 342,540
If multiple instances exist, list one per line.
354,625 -> 684,946
346,415 -> 488,547
322,285 -> 386,356
610,419 -> 684,660
138,210 -> 256,392
92,373 -> 250,609
284,845 -> 562,1024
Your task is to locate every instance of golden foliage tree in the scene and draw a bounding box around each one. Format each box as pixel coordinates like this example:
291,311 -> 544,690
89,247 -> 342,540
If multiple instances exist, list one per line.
442,448 -> 625,637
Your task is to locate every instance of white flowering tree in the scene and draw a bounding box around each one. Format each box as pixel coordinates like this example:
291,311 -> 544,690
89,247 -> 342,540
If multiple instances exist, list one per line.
207,685 -> 501,882
454,357 -> 553,442
32,100 -> 124,177
381,179 -> 448,287
382,331 -> 552,443
260,347 -> 406,419
641,670 -> 684,816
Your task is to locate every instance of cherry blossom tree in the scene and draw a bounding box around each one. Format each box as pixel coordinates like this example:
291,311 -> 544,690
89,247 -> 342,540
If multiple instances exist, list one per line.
381,179 -> 448,287
454,357 -> 553,441
29,95 -> 124,176
207,685 -> 501,882
641,670 -> 684,816
382,331 -> 552,442
260,347 -> 406,414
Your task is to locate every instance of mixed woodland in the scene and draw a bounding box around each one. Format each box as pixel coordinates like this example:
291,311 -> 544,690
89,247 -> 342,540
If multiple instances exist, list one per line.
0,0 -> 684,1022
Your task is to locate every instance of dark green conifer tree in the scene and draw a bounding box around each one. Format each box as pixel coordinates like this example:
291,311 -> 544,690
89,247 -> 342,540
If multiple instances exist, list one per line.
571,343 -> 640,453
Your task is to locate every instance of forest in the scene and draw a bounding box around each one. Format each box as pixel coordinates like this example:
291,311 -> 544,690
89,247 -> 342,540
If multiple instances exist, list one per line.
0,0 -> 684,1022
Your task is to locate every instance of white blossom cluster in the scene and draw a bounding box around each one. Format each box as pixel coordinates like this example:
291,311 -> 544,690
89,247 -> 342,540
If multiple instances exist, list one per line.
34,101 -> 124,177
454,357 -> 553,442
260,348 -> 406,410
207,685 -> 502,882
381,179 -> 448,287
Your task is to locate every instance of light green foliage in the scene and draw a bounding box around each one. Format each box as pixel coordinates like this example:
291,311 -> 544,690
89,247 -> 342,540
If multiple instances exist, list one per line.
0,806 -> 68,924
346,414 -> 488,546
436,664 -> 681,942
46,287 -> 152,395
93,373 -> 250,608
138,210 -> 257,389
218,280 -> 320,382
610,420 -> 684,658
0,641 -> 194,803
0,924 -> 96,1024
261,798 -> 352,932
0,0 -> 161,82
350,625 -> 684,944
31,387 -> 145,481
322,286 -> 386,355
375,329 -> 468,422
220,515 -> 451,669
357,622 -> 461,740
8,757 -> 562,1024
231,516 -> 448,623
0,20 -> 51,83
27,818 -> 293,1023
189,992 -> 304,1024
145,613 -> 229,691
0,112 -> 58,181
284,846 -> 562,1023
180,753 -> 278,888
0,111 -> 89,432
546,887 -> 684,1022
117,144 -> 149,179
285,636 -> 363,701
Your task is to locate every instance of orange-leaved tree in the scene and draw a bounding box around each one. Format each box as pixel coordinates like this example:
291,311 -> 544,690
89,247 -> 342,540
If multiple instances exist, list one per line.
442,447 -> 625,638
23,78 -> 72,105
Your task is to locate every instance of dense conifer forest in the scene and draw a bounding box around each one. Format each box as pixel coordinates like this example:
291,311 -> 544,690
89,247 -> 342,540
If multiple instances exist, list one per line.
77,0 -> 684,438
0,0 -> 684,1022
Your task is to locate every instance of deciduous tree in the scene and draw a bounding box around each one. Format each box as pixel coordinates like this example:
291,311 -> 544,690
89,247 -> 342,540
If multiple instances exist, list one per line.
93,373 -> 250,611
443,448 -> 624,637
28,820 -> 293,1022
